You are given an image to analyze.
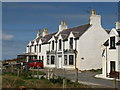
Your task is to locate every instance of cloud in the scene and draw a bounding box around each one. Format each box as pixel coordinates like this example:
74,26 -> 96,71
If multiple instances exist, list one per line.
0,31 -> 14,40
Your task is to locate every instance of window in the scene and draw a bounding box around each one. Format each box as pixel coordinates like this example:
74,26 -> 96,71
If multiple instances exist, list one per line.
39,44 -> 41,52
110,61 -> 115,71
64,55 -> 67,65
29,46 -> 31,52
59,39 -> 62,50
110,37 -> 116,49
69,55 -> 74,65
47,55 -> 49,64
51,56 -> 55,64
39,56 -> 41,60
34,56 -> 37,59
34,45 -> 36,52
42,56 -> 44,61
52,41 -> 54,50
70,38 -> 73,49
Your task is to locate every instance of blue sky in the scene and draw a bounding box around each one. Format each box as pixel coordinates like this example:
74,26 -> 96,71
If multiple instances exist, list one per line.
2,2 -> 118,60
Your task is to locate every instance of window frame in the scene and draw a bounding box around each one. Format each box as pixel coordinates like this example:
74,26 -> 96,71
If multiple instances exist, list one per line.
69,38 -> 73,49
59,39 -> 62,50
47,55 -> 49,65
69,55 -> 74,65
52,41 -> 54,50
39,44 -> 41,52
51,55 -> 55,64
109,36 -> 116,49
64,55 -> 67,65
34,45 -> 36,52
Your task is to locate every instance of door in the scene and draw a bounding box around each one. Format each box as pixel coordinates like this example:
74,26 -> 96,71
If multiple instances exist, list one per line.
110,61 -> 115,71
58,56 -> 62,68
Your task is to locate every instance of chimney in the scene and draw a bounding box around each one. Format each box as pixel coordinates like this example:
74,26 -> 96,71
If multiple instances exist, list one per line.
37,29 -> 41,38
115,21 -> 120,30
90,9 -> 101,26
43,28 -> 48,37
59,20 -> 68,32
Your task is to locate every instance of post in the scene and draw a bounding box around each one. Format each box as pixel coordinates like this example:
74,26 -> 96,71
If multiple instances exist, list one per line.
11,64 -> 13,73
37,66 -> 39,78
17,68 -> 20,76
47,69 -> 50,80
63,68 -> 66,89
32,67 -> 34,77
113,78 -> 117,88
75,68 -> 78,83
74,49 -> 78,83
50,69 -> 53,79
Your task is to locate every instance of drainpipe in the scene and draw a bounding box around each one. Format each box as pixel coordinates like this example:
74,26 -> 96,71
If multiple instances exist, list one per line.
55,40 -> 57,68
37,44 -> 38,60
106,46 -> 108,77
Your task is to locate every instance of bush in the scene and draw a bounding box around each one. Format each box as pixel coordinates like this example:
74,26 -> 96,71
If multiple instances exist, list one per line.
20,71 -> 32,79
50,76 -> 64,84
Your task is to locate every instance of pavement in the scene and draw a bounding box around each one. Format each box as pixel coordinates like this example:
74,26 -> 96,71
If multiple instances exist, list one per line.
31,69 -> 120,88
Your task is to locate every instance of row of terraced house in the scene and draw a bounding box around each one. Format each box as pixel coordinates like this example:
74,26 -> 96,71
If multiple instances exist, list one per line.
19,9 -> 120,79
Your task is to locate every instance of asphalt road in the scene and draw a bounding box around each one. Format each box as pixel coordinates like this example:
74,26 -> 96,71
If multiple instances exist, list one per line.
57,70 -> 120,88
33,69 -> 120,88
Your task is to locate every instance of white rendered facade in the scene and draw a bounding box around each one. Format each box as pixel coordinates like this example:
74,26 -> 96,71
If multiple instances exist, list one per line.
100,22 -> 120,79
26,10 -> 108,70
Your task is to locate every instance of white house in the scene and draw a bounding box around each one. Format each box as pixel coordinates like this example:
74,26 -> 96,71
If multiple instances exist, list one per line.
100,22 -> 120,79
25,9 -> 108,70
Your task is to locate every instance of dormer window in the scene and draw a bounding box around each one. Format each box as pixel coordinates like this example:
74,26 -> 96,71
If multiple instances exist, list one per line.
59,39 -> 62,50
110,36 -> 116,49
69,38 -> 73,49
52,41 -> 54,50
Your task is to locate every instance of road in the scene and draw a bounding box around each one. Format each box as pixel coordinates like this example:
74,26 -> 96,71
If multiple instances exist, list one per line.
33,69 -> 120,88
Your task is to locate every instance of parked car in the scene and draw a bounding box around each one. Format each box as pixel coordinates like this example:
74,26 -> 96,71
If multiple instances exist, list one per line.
29,59 -> 43,69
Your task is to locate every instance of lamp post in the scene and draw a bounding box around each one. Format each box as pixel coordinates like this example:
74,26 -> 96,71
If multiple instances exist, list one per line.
74,49 -> 78,83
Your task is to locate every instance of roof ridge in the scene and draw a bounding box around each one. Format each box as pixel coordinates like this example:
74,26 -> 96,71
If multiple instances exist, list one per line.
63,23 -> 90,31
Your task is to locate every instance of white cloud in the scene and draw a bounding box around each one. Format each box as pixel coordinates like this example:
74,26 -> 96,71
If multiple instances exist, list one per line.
0,31 -> 14,40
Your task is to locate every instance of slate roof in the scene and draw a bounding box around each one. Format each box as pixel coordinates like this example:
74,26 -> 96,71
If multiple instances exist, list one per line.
28,24 -> 92,45
36,36 -> 43,43
58,24 -> 91,40
116,40 -> 120,45
103,39 -> 109,46
41,32 -> 57,44
105,30 -> 110,34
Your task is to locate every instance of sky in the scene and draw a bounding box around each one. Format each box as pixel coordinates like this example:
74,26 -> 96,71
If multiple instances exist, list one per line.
1,2 -> 119,60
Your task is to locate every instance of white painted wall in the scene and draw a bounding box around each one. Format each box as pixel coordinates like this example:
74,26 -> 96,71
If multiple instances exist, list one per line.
26,10 -> 109,70
101,28 -> 120,78
78,25 -> 108,70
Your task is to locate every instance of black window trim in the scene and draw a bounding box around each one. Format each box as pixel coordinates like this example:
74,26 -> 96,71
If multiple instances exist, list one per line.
109,36 -> 116,49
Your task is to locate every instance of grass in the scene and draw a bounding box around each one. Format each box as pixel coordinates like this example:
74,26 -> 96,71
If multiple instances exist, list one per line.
2,72 -> 91,88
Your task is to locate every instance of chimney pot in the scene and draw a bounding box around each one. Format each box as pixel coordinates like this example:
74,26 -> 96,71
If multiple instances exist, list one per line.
115,21 -> 120,30
43,28 -> 48,36
59,20 -> 68,32
92,9 -> 96,15
37,29 -> 41,38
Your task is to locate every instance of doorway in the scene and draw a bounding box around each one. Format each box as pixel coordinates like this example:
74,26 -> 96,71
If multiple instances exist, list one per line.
110,61 -> 115,72
58,56 -> 62,68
